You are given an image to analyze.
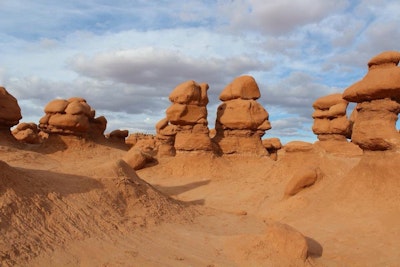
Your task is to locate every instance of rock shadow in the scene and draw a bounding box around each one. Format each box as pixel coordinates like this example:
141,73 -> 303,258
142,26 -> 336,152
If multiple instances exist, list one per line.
306,236 -> 323,258
154,180 -> 211,196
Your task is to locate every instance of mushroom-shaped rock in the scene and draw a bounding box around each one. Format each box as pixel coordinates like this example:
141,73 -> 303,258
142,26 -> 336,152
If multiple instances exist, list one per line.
219,75 -> 261,101
214,76 -> 270,156
312,93 -> 351,141
0,87 -> 22,129
343,51 -> 400,150
158,80 -> 213,154
262,138 -> 282,160
107,129 -> 129,140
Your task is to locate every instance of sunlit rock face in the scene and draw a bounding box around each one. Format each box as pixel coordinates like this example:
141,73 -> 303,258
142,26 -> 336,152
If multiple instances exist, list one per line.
343,51 -> 400,151
39,97 -> 107,139
213,75 -> 271,156
156,80 -> 213,156
312,93 -> 350,141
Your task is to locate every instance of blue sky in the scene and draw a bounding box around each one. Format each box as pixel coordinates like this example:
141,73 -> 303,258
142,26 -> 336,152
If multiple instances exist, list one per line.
1,0 -> 399,144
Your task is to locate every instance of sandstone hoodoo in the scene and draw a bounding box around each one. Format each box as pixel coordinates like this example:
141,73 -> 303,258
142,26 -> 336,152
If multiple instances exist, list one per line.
0,87 -> 22,131
213,75 -> 271,155
156,80 -> 213,155
343,51 -> 400,151
312,93 -> 351,141
39,97 -> 107,139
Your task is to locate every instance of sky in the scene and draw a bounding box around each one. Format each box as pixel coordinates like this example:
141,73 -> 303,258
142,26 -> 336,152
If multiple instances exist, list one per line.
1,0 -> 399,144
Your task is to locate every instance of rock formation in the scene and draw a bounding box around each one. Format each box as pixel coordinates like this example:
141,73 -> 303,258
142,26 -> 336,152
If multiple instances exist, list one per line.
0,87 -> 22,130
106,129 -> 129,142
343,51 -> 400,150
312,93 -> 351,141
213,75 -> 271,155
12,122 -> 43,144
284,167 -> 322,197
39,97 -> 107,139
262,138 -> 282,160
156,80 -> 213,155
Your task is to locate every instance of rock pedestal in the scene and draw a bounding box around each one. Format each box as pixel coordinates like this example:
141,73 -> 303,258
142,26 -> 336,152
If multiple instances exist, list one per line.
157,80 -> 213,155
343,51 -> 400,150
213,76 -> 271,155
312,93 -> 350,141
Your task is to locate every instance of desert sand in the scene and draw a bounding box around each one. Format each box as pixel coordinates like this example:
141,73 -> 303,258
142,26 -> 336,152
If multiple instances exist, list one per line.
1,51 -> 400,266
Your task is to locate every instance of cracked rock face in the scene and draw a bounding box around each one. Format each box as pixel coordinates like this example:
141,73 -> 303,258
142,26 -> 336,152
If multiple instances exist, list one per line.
343,51 -> 400,150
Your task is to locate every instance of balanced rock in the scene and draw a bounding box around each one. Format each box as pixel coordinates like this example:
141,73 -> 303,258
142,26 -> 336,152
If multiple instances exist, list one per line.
312,93 -> 351,141
214,76 -> 270,155
0,87 -> 22,129
157,80 -> 213,155
262,138 -> 282,160
39,97 -> 107,138
343,51 -> 400,150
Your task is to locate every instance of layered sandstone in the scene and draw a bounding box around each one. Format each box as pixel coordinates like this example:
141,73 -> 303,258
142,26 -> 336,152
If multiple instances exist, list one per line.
156,80 -> 213,155
343,51 -> 400,150
213,76 -> 271,155
312,93 -> 351,141
39,97 -> 107,139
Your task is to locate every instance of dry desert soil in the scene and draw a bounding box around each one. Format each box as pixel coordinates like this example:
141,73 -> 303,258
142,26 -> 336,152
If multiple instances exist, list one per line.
1,134 -> 400,267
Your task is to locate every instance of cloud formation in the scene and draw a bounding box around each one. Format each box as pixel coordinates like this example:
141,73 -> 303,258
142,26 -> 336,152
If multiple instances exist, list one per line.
1,0 -> 399,143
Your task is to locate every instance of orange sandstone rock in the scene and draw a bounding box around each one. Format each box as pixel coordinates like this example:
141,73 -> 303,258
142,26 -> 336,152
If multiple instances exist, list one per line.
0,87 -> 22,128
343,51 -> 400,150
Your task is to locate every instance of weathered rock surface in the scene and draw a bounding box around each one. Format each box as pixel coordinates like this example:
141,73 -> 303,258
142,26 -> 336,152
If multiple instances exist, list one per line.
214,76 -> 271,156
312,93 -> 350,141
262,138 -> 282,160
39,97 -> 107,139
122,147 -> 154,170
284,167 -> 322,197
12,122 -> 42,144
265,221 -> 309,262
0,87 -> 22,129
343,51 -> 400,150
157,80 -> 213,155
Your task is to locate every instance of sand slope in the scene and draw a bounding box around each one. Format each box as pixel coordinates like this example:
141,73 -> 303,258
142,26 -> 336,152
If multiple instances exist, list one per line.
1,136 -> 400,266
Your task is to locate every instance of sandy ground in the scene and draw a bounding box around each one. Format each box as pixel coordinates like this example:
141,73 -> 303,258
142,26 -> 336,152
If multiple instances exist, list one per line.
1,134 -> 400,266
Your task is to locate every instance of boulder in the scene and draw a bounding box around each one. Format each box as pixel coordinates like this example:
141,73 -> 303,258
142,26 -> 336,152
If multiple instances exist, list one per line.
0,87 -> 22,128
284,168 -> 322,197
12,122 -> 41,144
219,75 -> 261,101
265,221 -> 309,262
